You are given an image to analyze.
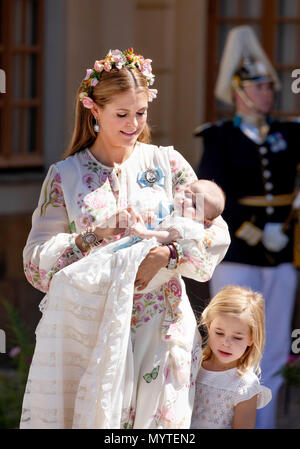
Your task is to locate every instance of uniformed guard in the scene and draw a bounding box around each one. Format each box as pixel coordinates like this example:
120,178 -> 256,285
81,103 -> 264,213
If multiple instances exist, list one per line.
195,25 -> 300,429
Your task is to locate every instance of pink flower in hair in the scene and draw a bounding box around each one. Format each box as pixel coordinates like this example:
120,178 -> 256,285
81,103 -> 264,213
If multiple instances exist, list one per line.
85,69 -> 93,80
111,49 -> 123,59
81,49 -> 158,102
148,89 -> 158,102
111,49 -> 126,69
82,96 -> 95,109
91,78 -> 99,87
140,58 -> 153,78
147,72 -> 155,86
94,60 -> 104,72
104,61 -> 112,72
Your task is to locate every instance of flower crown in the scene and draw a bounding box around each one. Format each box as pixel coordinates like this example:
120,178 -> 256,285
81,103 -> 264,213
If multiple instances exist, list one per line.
79,48 -> 158,109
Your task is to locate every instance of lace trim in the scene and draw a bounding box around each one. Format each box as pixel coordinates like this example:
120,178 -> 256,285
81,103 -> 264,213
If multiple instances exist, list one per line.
46,295 -> 100,321
36,323 -> 97,348
24,378 -> 80,395
31,351 -> 89,368
20,407 -> 74,426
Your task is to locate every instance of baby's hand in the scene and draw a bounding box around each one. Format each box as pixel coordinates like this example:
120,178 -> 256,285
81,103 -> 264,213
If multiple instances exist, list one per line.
129,220 -> 149,238
98,206 -> 141,239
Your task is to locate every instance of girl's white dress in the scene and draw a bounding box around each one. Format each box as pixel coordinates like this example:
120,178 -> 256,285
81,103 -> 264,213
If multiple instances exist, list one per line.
20,143 -> 230,429
190,367 -> 272,429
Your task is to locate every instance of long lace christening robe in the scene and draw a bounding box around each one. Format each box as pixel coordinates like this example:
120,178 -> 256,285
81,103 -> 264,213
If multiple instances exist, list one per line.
20,142 -> 230,429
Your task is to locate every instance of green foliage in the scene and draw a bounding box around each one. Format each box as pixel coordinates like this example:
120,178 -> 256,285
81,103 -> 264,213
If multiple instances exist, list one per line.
0,299 -> 34,429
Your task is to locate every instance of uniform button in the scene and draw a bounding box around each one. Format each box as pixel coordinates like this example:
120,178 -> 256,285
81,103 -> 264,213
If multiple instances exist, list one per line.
259,146 -> 268,155
266,194 -> 274,201
262,158 -> 269,166
266,206 -> 274,215
263,170 -> 271,179
265,182 -> 274,191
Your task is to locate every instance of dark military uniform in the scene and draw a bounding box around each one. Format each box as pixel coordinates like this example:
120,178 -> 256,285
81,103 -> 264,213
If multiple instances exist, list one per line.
196,23 -> 300,429
196,116 -> 300,429
197,118 -> 300,267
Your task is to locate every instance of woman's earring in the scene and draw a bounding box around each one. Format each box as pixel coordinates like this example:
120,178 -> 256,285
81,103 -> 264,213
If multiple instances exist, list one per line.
94,118 -> 100,133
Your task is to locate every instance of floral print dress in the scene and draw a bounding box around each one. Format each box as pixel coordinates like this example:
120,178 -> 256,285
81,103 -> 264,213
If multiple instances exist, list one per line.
20,142 -> 230,429
190,367 -> 272,429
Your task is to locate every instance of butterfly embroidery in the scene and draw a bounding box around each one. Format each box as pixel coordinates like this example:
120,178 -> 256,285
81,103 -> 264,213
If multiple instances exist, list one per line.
143,365 -> 160,383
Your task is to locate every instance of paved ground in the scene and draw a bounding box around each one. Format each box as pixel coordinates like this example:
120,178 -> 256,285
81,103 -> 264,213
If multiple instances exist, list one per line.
277,385 -> 300,429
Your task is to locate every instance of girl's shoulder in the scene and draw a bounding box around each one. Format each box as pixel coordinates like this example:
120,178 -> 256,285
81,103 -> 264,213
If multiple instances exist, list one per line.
235,370 -> 272,409
236,369 -> 261,392
198,367 -> 271,409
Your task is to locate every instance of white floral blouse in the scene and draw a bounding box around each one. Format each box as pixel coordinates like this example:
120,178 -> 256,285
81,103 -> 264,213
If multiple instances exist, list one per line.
21,142 -> 230,429
191,367 -> 272,429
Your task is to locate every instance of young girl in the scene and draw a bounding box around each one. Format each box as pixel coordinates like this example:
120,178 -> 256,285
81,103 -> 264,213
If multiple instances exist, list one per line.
191,285 -> 272,429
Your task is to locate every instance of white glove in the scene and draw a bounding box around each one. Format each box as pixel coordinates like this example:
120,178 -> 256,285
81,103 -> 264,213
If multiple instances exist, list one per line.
262,223 -> 289,252
293,191 -> 300,210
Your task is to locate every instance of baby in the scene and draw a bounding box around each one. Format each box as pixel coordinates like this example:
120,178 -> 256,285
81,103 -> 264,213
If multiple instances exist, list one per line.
129,179 -> 225,243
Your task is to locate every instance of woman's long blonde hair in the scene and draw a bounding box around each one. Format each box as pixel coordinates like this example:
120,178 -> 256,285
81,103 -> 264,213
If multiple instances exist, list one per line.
200,285 -> 265,376
63,67 -> 151,159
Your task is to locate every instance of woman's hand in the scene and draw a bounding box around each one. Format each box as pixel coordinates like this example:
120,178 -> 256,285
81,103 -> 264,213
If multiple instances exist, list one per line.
75,207 -> 142,252
134,245 -> 170,291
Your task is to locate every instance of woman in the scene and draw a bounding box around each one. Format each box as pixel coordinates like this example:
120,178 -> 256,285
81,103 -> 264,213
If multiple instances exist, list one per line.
20,49 -> 230,429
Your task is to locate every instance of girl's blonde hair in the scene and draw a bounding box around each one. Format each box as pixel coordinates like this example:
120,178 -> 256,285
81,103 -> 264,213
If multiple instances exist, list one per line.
200,285 -> 265,376
63,67 -> 151,159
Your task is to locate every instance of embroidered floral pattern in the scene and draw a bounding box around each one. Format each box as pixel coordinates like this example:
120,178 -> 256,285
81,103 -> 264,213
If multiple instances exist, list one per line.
40,166 -> 65,216
162,278 -> 183,335
48,246 -> 84,281
168,148 -> 196,195
131,291 -> 165,332
24,262 -> 50,293
121,407 -> 136,429
25,243 -> 83,293
152,394 -> 186,429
